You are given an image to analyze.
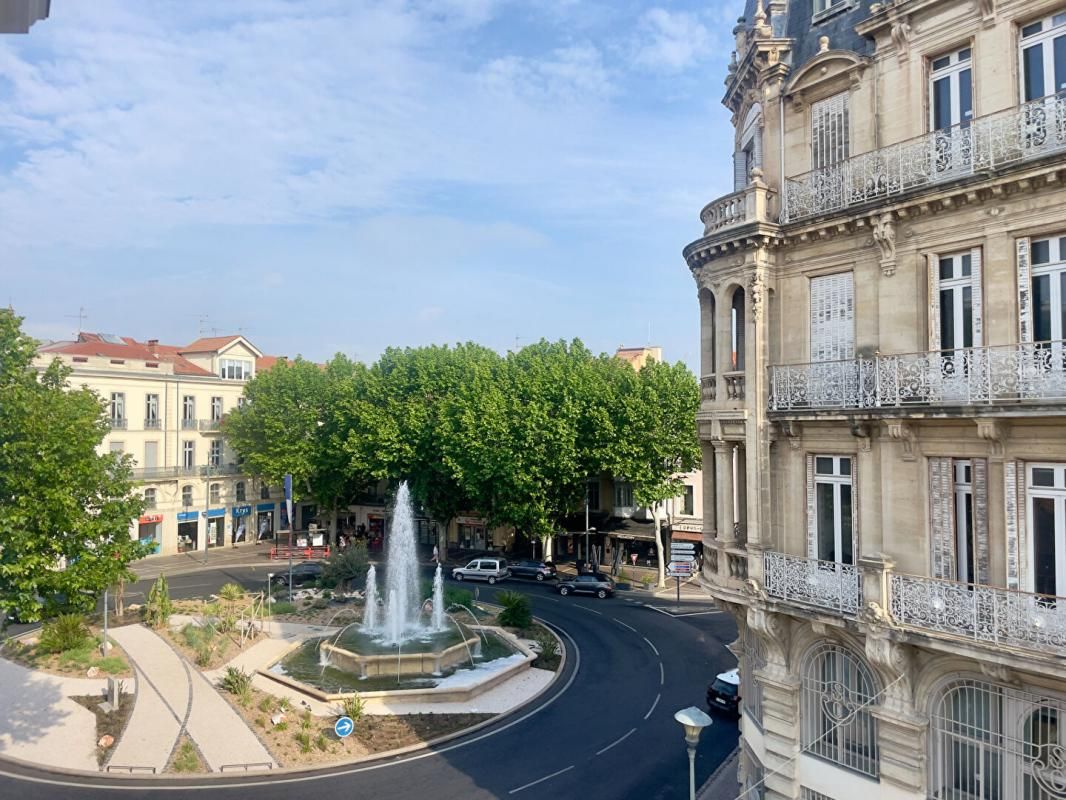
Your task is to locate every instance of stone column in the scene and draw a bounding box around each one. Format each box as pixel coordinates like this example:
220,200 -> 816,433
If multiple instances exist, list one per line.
701,441 -> 717,541
715,442 -> 735,544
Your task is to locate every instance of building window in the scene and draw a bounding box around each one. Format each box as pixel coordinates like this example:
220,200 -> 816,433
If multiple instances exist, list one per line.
813,0 -> 847,14
930,47 -> 973,131
236,482 -> 246,502
801,643 -> 879,777
182,485 -> 193,507
734,104 -> 762,190
811,92 -> 849,169
930,679 -> 1066,800
219,358 -> 252,380
731,288 -> 746,371
260,483 -> 271,500
740,744 -> 765,799
614,482 -> 634,509
109,392 -> 125,425
144,488 -> 157,508
587,479 -> 600,511
937,253 -> 976,351
182,395 -> 196,427
742,626 -> 766,727
145,393 -> 160,427
1028,463 -> 1066,597
1020,10 -> 1066,102
682,485 -> 695,516
1031,234 -> 1066,343
210,483 -> 221,505
810,272 -> 855,363
814,456 -> 853,565
800,790 -> 834,800
209,440 -> 222,468
237,396 -> 247,409
182,440 -> 195,470
210,396 -> 223,421
109,441 -> 124,454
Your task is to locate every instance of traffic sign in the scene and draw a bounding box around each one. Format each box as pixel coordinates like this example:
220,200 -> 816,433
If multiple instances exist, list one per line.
670,542 -> 696,552
667,561 -> 694,574
670,554 -> 696,563
334,716 -> 355,738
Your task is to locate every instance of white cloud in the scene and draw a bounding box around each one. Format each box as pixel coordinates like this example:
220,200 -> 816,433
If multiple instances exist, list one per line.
632,8 -> 710,73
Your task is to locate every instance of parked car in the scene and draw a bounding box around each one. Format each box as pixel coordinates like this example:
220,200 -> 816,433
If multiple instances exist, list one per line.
557,573 -> 614,599
707,668 -> 741,716
270,562 -> 324,589
452,558 -> 511,584
509,559 -> 557,582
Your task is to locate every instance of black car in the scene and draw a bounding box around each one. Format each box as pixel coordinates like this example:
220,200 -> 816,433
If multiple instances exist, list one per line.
707,668 -> 741,716
557,573 -> 614,599
509,560 -> 557,582
270,562 -> 324,589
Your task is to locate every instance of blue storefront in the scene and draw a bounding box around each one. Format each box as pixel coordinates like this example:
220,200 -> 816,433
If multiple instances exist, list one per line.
206,507 -> 225,547
177,510 -> 199,553
232,504 -> 252,543
256,502 -> 275,542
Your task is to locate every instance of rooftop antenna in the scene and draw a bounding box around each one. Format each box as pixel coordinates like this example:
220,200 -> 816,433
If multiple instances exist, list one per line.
185,314 -> 212,337
65,306 -> 88,336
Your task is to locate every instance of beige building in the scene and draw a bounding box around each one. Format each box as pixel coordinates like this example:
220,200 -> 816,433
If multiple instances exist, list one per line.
36,332 -> 285,556
686,1 -> 1066,798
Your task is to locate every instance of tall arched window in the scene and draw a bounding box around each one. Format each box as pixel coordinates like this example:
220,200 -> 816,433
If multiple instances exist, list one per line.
801,642 -> 879,777
261,483 -> 271,500
182,485 -> 193,507
734,103 -> 763,191
235,481 -> 246,502
731,288 -> 746,371
209,483 -> 221,505
930,678 -> 1066,800
700,288 -> 716,378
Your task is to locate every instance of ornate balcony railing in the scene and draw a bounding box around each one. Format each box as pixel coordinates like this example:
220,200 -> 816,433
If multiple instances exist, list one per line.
109,417 -> 127,429
697,180 -> 776,237
763,551 -> 862,615
890,573 -> 1066,654
144,418 -> 161,429
131,466 -> 197,480
199,418 -> 223,431
768,340 -> 1066,411
701,375 -> 717,402
181,418 -> 197,430
784,90 -> 1066,223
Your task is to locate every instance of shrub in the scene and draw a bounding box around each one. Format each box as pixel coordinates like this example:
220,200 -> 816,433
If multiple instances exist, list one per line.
300,709 -> 313,731
219,583 -> 245,602
496,591 -> 532,629
294,730 -> 312,753
640,574 -> 655,589
444,586 -> 474,611
315,733 -> 329,752
38,614 -> 90,654
173,740 -> 200,773
144,575 -> 173,628
194,643 -> 213,667
312,597 -> 329,609
274,721 -> 289,732
257,696 -> 275,713
320,543 -> 369,591
269,602 -> 297,616
335,694 -> 364,722
219,666 -> 252,696
96,656 -> 127,674
277,697 -> 293,712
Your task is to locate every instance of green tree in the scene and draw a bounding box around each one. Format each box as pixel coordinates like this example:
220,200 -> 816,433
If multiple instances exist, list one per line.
0,310 -> 147,623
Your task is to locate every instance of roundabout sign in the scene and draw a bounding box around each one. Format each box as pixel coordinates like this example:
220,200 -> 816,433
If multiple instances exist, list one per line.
334,717 -> 355,738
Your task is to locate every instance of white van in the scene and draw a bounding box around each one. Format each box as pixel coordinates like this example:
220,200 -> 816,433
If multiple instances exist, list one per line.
451,558 -> 510,584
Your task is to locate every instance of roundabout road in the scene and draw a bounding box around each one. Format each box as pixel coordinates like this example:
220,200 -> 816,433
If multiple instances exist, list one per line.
0,568 -> 740,800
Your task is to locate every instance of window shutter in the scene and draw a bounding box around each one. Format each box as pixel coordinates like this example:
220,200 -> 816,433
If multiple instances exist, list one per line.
927,253 -> 941,351
753,125 -> 763,170
971,247 -> 984,347
973,458 -> 990,585
1004,460 -> 1026,590
851,456 -> 859,563
811,93 -> 850,169
929,457 -> 956,580
1017,238 -> 1032,343
806,454 -> 817,559
810,272 -> 855,362
734,150 -> 748,191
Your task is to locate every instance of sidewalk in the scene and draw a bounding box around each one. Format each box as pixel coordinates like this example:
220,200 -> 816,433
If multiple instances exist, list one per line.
133,540 -> 274,579
109,624 -> 275,772
698,747 -> 740,800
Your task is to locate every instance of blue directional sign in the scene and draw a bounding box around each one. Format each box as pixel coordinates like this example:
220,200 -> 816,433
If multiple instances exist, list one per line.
334,716 -> 354,738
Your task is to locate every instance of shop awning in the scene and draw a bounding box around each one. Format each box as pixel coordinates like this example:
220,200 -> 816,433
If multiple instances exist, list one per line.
670,530 -> 703,542
603,518 -> 658,542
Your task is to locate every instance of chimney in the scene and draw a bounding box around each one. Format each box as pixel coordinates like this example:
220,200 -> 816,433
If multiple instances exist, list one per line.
147,339 -> 159,348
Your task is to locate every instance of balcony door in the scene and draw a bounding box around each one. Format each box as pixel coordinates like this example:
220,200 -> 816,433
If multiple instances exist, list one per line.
929,47 -> 974,178
1028,464 -> 1066,598
809,272 -> 855,406
928,249 -> 983,400
1020,11 -> 1066,102
809,455 -> 854,566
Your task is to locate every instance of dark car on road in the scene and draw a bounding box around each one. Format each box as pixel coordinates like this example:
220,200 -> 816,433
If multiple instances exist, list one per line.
509,560 -> 557,582
557,573 -> 614,599
707,668 -> 741,716
270,562 -> 324,589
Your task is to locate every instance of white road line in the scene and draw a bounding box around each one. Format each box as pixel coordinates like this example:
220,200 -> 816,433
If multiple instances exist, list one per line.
508,764 -> 575,794
573,604 -> 603,616
644,692 -> 661,720
659,662 -> 665,686
595,728 -> 637,756
611,618 -> 638,633
643,636 -> 660,656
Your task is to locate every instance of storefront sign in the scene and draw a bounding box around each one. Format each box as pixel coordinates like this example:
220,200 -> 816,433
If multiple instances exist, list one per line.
232,505 -> 252,517
177,511 -> 199,522
256,502 -> 276,512
455,516 -> 486,526
138,514 -> 164,525
206,508 -> 225,519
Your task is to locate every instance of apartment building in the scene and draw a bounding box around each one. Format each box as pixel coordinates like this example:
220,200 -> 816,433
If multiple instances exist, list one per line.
36,333 -> 284,556
685,1 -> 1066,798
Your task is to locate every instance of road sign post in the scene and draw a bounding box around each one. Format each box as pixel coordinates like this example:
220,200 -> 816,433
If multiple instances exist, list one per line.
334,716 -> 354,738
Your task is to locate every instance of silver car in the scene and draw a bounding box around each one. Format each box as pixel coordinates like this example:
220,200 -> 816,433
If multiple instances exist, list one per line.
451,558 -> 511,584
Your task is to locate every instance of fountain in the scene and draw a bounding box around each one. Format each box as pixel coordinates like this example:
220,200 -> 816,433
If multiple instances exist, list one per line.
362,565 -> 379,631
431,564 -> 445,632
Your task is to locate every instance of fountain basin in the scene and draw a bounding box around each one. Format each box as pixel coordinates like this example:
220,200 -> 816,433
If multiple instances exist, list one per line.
320,636 -> 481,679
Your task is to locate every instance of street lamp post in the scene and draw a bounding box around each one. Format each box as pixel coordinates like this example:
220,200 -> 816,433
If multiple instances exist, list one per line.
674,706 -> 712,800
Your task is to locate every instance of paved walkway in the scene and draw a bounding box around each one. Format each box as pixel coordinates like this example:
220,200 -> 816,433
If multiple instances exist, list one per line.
108,624 -> 275,773
698,747 -> 740,800
0,658 -> 105,771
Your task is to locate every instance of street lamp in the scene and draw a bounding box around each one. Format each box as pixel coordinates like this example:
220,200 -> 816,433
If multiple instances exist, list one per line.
266,573 -> 274,605
674,705 -> 712,800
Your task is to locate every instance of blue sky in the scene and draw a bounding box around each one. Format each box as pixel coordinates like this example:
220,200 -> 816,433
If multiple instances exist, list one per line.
0,0 -> 739,371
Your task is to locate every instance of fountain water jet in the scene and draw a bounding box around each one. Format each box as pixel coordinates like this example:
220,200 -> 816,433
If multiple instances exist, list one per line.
431,565 -> 445,632
363,565 -> 379,632
380,482 -> 422,643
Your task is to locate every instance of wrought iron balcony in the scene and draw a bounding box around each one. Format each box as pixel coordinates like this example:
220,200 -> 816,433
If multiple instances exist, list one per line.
181,418 -> 197,430
199,418 -> 223,431
768,340 -> 1066,412
890,573 -> 1066,655
763,551 -> 863,615
697,179 -> 776,237
784,90 -> 1066,223
109,417 -> 127,429
144,418 -> 161,429
130,465 -> 197,480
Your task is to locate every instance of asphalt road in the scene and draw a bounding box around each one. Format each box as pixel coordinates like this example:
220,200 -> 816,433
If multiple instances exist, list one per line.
0,566 -> 740,800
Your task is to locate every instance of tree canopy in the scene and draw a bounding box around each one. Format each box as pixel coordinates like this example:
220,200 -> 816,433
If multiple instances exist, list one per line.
0,310 -> 147,622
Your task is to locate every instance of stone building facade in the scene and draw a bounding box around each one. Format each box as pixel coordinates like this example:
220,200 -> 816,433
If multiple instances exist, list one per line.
685,1 -> 1066,798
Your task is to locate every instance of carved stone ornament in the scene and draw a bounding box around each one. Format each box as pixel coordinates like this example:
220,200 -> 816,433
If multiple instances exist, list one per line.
749,271 -> 766,321
977,0 -> 995,24
979,660 -> 1018,685
865,629 -> 916,712
871,212 -> 897,276
890,15 -> 912,60
976,418 -> 1007,457
860,601 -> 892,626
850,421 -> 872,452
746,606 -> 791,667
884,419 -> 917,461
743,578 -> 768,602
776,419 -> 802,449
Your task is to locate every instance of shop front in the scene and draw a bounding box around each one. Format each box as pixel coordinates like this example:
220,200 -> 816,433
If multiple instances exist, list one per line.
206,508 -> 225,547
456,516 -> 488,551
232,504 -> 252,544
367,513 -> 385,551
177,510 -> 199,553
138,513 -> 163,555
256,503 -> 275,543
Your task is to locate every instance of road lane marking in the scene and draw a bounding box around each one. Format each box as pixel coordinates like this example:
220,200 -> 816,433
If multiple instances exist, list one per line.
573,604 -> 603,616
659,662 -> 665,686
644,692 -> 661,720
611,618 -> 638,633
643,636 -> 660,656
595,728 -> 637,756
508,764 -> 574,794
